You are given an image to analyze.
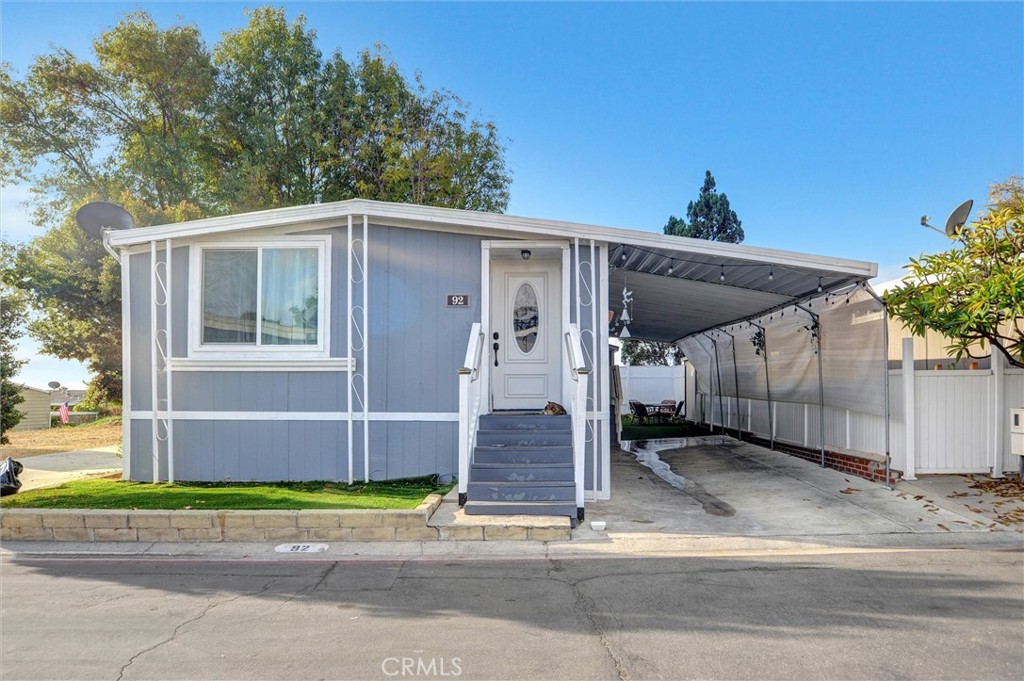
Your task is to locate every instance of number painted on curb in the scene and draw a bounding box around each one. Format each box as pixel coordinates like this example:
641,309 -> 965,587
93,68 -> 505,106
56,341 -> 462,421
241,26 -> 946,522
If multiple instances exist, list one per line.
275,543 -> 329,553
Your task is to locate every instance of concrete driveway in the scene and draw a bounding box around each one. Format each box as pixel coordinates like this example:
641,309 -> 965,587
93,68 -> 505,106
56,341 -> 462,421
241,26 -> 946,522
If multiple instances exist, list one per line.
9,446 -> 122,492
575,437 -> 1023,550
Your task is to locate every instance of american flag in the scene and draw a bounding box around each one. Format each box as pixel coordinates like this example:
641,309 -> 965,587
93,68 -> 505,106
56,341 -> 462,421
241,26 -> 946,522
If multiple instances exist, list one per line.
58,402 -> 70,425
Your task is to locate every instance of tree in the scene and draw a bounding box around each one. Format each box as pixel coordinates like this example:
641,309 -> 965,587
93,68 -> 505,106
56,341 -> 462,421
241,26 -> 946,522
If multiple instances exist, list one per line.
886,177 -> 1024,368
622,171 -> 745,365
619,340 -> 681,367
663,170 -> 744,243
1,7 -> 511,404
1,245 -> 28,443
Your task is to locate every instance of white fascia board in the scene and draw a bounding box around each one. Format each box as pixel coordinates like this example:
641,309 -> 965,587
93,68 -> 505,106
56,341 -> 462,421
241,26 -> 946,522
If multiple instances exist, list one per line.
107,198 -> 877,278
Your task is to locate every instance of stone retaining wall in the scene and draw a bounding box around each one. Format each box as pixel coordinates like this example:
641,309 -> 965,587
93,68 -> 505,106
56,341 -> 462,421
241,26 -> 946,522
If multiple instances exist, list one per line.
0,494 -> 444,542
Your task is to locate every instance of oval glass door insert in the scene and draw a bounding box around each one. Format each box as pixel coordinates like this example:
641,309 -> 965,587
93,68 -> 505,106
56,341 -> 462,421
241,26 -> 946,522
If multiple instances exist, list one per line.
512,283 -> 539,353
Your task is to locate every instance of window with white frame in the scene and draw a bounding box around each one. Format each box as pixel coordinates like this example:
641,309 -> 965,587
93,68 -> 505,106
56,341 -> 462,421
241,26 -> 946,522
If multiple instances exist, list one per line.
191,237 -> 330,356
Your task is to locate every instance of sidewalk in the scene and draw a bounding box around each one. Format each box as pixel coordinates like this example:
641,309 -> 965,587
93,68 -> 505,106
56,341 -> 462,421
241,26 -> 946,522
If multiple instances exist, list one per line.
11,446 -> 122,492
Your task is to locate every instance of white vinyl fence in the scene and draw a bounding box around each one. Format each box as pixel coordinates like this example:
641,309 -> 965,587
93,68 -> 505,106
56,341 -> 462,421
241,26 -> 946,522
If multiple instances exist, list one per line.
693,340 -> 1024,478
620,365 -> 686,408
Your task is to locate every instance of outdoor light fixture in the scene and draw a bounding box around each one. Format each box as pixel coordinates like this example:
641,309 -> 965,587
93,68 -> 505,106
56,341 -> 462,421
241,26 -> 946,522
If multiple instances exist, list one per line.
817,277 -> 823,293
521,249 -> 531,260
769,265 -> 774,282
667,261 -> 674,275
720,265 -> 725,282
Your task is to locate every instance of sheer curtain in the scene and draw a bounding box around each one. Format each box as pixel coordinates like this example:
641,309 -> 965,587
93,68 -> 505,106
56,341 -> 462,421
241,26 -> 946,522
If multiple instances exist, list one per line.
202,250 -> 257,343
261,248 -> 319,345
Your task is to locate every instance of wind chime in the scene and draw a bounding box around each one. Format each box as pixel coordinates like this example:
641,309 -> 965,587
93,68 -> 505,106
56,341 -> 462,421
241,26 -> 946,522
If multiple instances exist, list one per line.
618,276 -> 634,338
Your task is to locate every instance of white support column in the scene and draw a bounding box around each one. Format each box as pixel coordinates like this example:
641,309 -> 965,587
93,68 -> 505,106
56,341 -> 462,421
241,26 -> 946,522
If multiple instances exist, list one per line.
598,245 -> 611,500
991,349 -> 1006,477
845,410 -> 851,450
121,250 -> 131,480
362,215 -> 370,482
165,239 -> 174,484
149,241 -> 159,484
346,215 -> 353,484
902,338 -> 917,480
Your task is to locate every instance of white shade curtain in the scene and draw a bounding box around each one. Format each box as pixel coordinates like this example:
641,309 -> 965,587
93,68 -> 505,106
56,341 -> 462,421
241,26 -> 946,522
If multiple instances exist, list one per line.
261,248 -> 319,345
678,285 -> 886,416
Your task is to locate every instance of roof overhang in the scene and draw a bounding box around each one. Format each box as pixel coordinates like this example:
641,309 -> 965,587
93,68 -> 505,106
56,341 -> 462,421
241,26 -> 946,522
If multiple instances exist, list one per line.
106,199 -> 876,341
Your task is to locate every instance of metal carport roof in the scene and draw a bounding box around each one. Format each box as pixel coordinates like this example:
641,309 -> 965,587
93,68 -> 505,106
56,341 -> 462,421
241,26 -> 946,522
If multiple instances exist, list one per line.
606,242 -> 876,343
104,198 -> 878,340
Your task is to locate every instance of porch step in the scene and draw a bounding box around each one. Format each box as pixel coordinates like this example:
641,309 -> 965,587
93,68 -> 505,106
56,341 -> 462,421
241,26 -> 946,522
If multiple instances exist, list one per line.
468,481 -> 576,502
474,445 -> 573,465
463,500 -> 578,518
469,463 -> 574,483
478,414 -> 571,431
465,412 -> 578,521
476,429 -> 572,447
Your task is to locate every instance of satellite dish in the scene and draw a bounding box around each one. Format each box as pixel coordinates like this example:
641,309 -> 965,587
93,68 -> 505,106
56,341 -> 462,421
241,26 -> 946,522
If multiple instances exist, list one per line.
47,381 -> 61,390
75,202 -> 135,240
944,199 -> 973,237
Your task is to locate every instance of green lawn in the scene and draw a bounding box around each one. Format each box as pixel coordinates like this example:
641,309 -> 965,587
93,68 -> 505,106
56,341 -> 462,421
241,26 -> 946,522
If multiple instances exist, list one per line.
0,477 -> 450,510
620,420 -> 712,442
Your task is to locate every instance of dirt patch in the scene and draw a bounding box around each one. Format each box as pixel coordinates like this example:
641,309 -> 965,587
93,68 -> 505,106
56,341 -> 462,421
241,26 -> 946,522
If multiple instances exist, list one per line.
1,421 -> 121,459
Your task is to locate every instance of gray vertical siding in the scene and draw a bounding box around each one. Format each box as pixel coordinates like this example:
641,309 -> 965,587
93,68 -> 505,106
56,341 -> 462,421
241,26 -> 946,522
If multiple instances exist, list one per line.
368,225 -> 482,414
569,242 -> 607,495
128,223 -> 478,482
126,222 -> 608,490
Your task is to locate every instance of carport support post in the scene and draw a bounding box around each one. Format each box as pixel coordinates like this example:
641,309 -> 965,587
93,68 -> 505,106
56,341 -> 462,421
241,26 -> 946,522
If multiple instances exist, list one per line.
866,287 -> 893,489
796,304 -> 826,467
705,333 -> 725,433
720,329 -> 743,438
750,321 -> 775,450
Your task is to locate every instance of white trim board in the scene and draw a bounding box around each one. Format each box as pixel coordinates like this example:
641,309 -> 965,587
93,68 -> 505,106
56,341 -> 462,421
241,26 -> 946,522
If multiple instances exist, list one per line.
169,358 -> 354,372
128,411 -> 458,422
127,410 -> 598,422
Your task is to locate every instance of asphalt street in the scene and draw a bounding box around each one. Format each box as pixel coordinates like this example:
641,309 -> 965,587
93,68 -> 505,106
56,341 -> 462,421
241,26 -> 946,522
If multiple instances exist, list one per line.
2,548 -> 1021,680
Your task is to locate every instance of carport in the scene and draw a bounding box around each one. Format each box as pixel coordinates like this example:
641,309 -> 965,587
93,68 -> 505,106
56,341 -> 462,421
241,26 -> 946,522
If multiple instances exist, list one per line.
605,236 -> 892,484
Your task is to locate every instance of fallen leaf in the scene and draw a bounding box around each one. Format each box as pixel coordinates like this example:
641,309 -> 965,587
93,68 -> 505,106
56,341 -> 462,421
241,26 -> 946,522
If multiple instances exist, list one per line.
840,487 -> 860,495
937,523 -> 950,531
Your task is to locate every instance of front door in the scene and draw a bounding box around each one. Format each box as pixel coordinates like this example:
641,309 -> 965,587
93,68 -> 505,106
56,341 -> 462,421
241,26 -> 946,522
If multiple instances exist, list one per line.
490,257 -> 562,410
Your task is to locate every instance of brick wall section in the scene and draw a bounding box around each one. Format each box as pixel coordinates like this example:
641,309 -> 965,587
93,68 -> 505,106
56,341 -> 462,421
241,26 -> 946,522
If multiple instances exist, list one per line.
743,435 -> 902,485
0,494 -> 446,543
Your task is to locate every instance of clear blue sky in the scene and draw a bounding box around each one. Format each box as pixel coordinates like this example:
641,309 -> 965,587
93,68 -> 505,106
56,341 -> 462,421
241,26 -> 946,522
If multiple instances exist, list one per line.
2,1 -> 1022,389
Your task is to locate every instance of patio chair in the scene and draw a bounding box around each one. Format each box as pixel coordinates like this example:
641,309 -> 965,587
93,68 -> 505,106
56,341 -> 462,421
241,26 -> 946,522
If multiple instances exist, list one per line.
628,400 -> 651,424
658,400 -> 677,418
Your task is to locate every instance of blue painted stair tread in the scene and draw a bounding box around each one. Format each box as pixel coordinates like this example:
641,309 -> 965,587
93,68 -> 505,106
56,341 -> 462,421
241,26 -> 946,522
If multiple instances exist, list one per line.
465,413 -> 578,520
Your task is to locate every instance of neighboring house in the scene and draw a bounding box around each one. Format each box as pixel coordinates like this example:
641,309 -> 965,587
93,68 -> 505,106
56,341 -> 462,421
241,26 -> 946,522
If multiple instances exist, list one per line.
873,278 -> 1018,370
106,199 -> 875,520
12,385 -> 51,431
50,388 -> 87,408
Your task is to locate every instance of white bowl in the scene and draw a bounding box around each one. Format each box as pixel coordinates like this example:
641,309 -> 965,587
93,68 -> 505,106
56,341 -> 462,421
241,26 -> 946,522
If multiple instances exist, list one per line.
590,520 -> 607,531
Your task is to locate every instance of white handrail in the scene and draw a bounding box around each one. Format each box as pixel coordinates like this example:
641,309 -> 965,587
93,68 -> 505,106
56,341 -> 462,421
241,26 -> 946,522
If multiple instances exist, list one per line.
564,324 -> 591,515
457,323 -> 485,501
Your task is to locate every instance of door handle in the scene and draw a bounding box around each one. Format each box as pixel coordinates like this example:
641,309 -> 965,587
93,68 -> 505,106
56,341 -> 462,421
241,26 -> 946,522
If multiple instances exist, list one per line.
493,341 -> 499,367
